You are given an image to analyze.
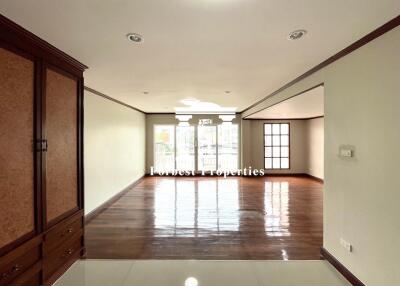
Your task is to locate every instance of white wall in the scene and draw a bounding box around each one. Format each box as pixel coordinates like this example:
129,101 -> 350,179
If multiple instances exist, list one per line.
306,117 -> 324,179
242,26 -> 400,285
84,90 -> 145,215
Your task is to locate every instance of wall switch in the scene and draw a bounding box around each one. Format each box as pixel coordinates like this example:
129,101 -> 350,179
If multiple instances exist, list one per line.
340,149 -> 353,157
339,145 -> 355,158
340,238 -> 353,252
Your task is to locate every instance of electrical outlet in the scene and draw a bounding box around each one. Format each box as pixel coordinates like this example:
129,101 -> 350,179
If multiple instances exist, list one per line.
340,238 -> 353,252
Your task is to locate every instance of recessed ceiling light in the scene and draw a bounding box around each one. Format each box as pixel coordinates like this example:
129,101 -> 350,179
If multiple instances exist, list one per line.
185,277 -> 198,286
287,29 -> 307,40
126,33 -> 143,43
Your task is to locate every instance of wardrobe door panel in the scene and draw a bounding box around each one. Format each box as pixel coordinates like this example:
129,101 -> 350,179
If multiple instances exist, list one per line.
0,47 -> 35,248
45,68 -> 78,223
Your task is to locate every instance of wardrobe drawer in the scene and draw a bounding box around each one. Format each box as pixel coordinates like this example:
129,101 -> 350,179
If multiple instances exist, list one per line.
43,212 -> 83,255
0,241 -> 41,286
7,262 -> 41,286
43,231 -> 82,280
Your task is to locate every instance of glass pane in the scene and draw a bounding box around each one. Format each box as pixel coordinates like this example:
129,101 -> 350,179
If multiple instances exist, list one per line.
281,146 -> 289,157
272,124 -> 280,134
281,124 -> 289,135
273,158 -> 281,169
272,147 -> 280,157
218,124 -> 238,171
281,158 -> 289,169
264,124 -> 272,135
265,147 -> 272,157
265,135 -> 272,146
154,125 -> 175,171
198,125 -> 217,171
281,135 -> 289,146
272,135 -> 280,146
265,158 -> 272,169
176,126 -> 195,171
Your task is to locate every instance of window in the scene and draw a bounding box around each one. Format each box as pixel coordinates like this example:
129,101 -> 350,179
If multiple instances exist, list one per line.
264,123 -> 290,169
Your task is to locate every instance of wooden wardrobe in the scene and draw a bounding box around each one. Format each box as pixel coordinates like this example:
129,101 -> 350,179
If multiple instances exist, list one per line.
0,14 -> 86,285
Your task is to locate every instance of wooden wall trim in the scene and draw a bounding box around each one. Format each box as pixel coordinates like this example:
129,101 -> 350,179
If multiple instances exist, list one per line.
84,176 -> 145,224
263,173 -> 324,183
0,14 -> 87,76
241,15 -> 400,114
84,86 -> 146,114
144,173 -> 324,182
321,247 -> 365,286
244,116 -> 324,121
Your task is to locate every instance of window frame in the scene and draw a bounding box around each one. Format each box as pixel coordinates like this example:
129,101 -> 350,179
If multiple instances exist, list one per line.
263,123 -> 290,170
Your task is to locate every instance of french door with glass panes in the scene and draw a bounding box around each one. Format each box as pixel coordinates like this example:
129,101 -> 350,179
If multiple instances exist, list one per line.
154,124 -> 239,172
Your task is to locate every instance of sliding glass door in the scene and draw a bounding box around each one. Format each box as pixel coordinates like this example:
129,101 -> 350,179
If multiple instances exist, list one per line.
218,124 -> 239,171
197,125 -> 217,171
154,124 -> 238,172
176,126 -> 195,171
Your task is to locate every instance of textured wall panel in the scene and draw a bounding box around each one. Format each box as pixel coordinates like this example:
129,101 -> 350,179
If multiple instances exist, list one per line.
45,68 -> 78,222
0,48 -> 35,248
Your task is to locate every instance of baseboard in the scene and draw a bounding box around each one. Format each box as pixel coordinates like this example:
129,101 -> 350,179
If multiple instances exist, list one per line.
84,175 -> 145,224
320,247 -> 365,286
304,173 -> 324,183
145,172 -> 324,182
263,173 -> 324,183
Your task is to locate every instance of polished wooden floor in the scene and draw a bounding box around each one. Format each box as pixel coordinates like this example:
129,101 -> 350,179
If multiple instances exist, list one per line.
85,176 -> 323,260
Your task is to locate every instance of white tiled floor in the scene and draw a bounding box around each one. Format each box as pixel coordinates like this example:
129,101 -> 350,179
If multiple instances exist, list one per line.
54,260 -> 351,286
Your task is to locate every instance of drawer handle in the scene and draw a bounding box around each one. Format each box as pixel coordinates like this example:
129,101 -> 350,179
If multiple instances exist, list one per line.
60,228 -> 73,237
63,248 -> 74,258
0,264 -> 22,280
11,264 -> 21,273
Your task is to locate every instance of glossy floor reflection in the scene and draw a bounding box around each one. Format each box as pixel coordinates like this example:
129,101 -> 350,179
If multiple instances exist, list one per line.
85,176 -> 323,259
55,260 -> 350,286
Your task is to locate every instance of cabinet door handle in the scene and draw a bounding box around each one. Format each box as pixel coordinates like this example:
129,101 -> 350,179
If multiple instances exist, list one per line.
35,139 -> 48,152
42,140 -> 48,152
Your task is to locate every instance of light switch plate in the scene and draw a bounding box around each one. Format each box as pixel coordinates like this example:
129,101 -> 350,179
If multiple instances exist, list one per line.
339,145 -> 355,159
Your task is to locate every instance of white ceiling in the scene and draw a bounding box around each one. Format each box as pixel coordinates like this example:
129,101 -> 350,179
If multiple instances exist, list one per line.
246,85 -> 324,119
1,1 -> 399,112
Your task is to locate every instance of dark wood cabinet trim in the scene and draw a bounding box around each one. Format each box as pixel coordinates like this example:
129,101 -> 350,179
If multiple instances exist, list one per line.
0,14 -> 87,76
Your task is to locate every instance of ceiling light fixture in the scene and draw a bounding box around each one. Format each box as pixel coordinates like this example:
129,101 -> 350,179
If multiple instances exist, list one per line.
219,114 -> 235,125
287,29 -> 307,40
225,91 -> 231,94
143,91 -> 149,95
185,277 -> 198,286
126,33 -> 143,43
